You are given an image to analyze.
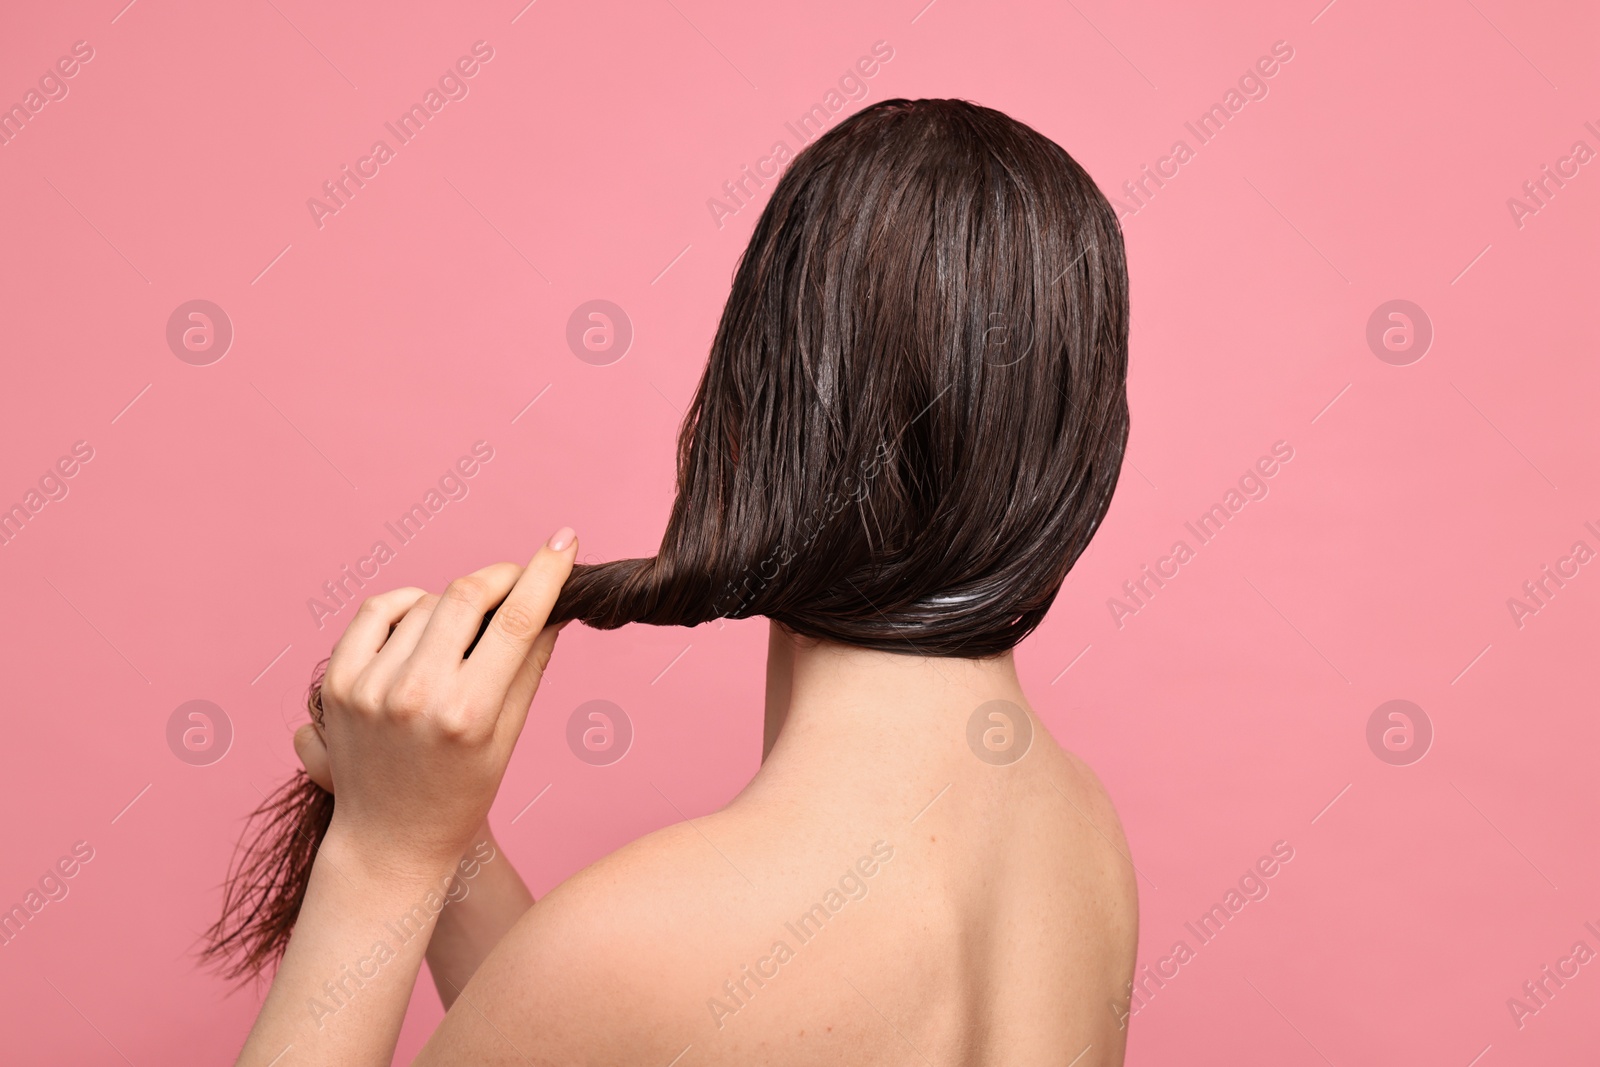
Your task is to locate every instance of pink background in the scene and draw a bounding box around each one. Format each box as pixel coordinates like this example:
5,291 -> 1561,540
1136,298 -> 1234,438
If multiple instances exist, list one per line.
1,0 -> 1595,1062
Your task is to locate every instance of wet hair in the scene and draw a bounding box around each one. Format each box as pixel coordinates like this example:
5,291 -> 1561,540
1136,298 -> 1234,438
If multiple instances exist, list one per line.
202,97 -> 1130,978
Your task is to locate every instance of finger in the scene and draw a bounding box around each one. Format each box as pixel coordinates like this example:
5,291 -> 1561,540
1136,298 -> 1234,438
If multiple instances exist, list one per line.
464,527 -> 577,703
363,591 -> 441,682
325,587 -> 428,689
494,622 -> 562,748
293,723 -> 335,792
407,561 -> 525,678
494,616 -> 572,722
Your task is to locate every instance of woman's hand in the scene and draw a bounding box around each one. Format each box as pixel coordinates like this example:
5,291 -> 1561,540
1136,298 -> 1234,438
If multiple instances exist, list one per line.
294,668 -> 539,1012
312,527 -> 577,874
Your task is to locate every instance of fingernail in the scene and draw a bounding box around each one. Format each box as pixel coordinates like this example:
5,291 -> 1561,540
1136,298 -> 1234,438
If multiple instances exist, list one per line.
547,526 -> 576,551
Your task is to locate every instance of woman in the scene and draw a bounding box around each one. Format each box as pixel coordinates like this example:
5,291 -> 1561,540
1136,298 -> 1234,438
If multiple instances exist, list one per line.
222,97 -> 1138,1065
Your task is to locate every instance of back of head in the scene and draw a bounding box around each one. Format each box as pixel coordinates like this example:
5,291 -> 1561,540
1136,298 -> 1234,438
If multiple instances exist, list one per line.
204,99 -> 1129,979
554,97 -> 1131,656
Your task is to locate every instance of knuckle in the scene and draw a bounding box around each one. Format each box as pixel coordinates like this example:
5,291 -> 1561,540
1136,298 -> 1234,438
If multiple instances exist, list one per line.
321,663 -> 353,701
432,700 -> 493,744
491,602 -> 541,642
443,575 -> 489,608
434,709 -> 475,741
350,677 -> 387,715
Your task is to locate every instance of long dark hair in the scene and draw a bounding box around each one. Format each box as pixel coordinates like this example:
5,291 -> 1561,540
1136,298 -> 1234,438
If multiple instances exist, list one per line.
202,97 -> 1131,978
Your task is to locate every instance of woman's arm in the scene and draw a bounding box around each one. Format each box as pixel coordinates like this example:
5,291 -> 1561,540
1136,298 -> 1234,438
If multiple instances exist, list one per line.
294,726 -> 536,1011
234,529 -> 578,1066
234,821 -> 533,1067
234,826 -> 458,1066
423,820 -> 534,1009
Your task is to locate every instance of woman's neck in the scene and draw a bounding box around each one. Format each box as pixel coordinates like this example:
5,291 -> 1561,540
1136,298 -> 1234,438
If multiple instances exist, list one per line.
750,620 -> 1029,809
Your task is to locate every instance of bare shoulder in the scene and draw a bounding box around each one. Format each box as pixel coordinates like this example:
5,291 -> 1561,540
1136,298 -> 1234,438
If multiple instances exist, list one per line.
412,729 -> 1142,1064
1050,740 -> 1138,867
1026,734 -> 1141,942
416,816 -> 774,1065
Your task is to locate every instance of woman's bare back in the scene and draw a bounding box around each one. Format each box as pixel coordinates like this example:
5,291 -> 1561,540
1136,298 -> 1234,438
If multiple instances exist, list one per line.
420,714 -> 1139,1066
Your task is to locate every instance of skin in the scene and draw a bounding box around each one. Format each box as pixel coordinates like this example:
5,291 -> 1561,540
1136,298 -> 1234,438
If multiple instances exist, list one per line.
236,530 -> 1140,1065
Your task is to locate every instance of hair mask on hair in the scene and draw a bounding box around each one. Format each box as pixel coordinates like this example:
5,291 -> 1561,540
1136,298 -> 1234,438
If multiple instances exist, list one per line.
202,97 -> 1131,979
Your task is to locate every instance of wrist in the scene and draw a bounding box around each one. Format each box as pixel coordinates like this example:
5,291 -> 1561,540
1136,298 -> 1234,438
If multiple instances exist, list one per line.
319,819 -> 464,888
